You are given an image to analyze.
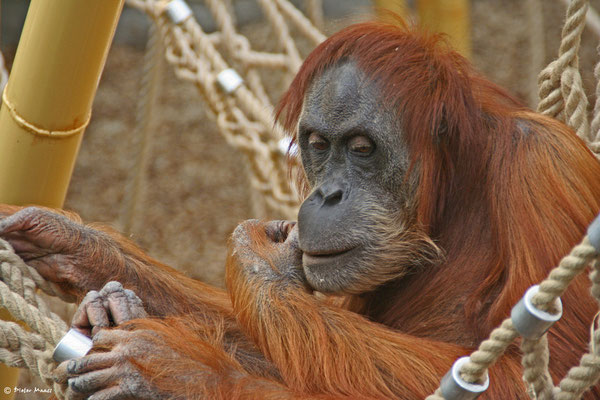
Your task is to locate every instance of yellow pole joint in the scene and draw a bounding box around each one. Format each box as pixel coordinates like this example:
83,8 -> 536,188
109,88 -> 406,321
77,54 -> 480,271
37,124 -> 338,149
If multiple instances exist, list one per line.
0,0 -> 125,207
0,0 -> 124,395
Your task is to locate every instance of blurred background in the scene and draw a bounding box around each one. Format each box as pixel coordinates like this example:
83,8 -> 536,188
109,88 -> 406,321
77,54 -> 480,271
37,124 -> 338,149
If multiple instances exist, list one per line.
2,0 -> 600,395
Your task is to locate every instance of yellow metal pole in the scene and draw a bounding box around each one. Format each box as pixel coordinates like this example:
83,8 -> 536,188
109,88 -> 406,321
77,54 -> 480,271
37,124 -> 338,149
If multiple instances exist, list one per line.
0,0 -> 124,394
373,0 -> 409,19
417,0 -> 471,58
0,0 -> 125,207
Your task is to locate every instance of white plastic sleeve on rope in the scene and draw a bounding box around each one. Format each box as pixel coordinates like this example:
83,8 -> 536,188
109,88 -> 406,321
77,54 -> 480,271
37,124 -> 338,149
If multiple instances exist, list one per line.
440,357 -> 489,400
217,69 -> 244,94
511,285 -> 562,340
164,0 -> 193,24
587,213 -> 600,253
53,329 -> 93,363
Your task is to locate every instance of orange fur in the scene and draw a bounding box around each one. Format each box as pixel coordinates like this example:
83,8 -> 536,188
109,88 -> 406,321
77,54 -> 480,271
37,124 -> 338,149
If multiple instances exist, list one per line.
269,20 -> 600,398
3,19 -> 600,400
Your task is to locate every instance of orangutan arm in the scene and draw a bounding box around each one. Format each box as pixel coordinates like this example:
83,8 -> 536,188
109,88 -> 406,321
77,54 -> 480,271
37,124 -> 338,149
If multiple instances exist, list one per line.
0,205 -> 230,317
225,219 -> 527,399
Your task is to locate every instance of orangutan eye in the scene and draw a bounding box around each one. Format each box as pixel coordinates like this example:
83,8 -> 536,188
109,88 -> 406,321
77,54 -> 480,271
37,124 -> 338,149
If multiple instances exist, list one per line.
348,136 -> 374,156
308,132 -> 330,152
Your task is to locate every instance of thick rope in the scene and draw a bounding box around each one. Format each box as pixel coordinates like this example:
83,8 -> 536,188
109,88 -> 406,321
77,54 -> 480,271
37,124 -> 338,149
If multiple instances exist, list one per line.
0,321 -> 66,398
0,244 -> 68,344
538,0 -> 590,141
588,45 -> 600,153
521,335 -> 555,399
427,236 -> 600,398
553,261 -> 600,399
559,0 -> 600,38
0,239 -> 69,397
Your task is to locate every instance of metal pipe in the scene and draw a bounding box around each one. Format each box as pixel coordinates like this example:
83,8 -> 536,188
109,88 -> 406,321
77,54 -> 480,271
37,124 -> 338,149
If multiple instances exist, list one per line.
0,0 -> 125,393
0,0 -> 125,207
417,0 -> 471,58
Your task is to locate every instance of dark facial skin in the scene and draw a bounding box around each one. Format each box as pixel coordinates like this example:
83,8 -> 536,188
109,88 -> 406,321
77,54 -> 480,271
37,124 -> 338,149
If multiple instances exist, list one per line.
296,61 -> 438,295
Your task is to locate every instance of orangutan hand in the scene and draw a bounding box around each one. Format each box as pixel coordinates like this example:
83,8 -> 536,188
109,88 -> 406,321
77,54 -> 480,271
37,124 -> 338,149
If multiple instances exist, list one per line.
228,220 -> 307,289
0,207 -> 118,297
52,282 -> 154,399
61,328 -> 170,400
72,281 -> 148,337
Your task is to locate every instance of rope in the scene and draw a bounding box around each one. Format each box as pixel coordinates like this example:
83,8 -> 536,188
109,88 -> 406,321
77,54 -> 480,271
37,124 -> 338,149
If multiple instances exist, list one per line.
588,45 -> 600,153
554,261 -> 600,399
538,0 -> 590,142
559,0 -> 600,38
0,321 -> 65,398
427,236 -> 600,399
521,335 -> 554,399
0,239 -> 69,398
125,0 -> 326,219
120,19 -> 165,236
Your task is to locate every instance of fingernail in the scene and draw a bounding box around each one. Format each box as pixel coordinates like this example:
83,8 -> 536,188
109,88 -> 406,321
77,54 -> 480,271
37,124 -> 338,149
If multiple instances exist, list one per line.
283,221 -> 297,235
66,360 -> 76,374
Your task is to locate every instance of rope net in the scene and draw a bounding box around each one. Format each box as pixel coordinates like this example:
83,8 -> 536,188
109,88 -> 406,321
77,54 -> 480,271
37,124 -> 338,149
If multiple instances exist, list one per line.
3,0 -> 600,399
124,0 -> 327,220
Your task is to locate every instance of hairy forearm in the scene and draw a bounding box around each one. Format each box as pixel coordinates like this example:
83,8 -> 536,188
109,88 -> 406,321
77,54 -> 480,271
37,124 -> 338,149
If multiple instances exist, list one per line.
0,204 -> 209,316
226,257 -> 527,399
121,317 -> 310,400
84,225 -> 231,317
0,204 -> 226,317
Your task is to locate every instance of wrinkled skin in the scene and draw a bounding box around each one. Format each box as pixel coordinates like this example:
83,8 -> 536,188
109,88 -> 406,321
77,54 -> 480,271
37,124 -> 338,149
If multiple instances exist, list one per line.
0,207 -> 121,299
21,219 -> 298,399
230,220 -> 305,286
0,62 -> 440,399
70,281 -> 148,338
296,61 -> 438,294
54,281 -> 167,400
